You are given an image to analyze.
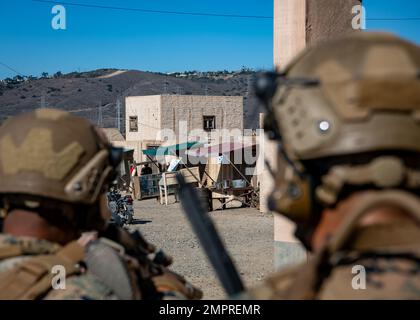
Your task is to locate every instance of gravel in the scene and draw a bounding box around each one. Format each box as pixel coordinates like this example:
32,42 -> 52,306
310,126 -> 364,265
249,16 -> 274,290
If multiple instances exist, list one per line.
129,197 -> 274,299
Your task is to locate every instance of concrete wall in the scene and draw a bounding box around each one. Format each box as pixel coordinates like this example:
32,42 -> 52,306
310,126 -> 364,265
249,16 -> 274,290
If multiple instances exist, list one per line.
273,0 -> 306,69
306,0 -> 362,45
124,95 -> 244,161
126,95 -> 243,144
268,0 -> 362,270
160,95 -> 244,142
269,0 -> 308,271
125,95 -> 161,142
273,0 -> 362,68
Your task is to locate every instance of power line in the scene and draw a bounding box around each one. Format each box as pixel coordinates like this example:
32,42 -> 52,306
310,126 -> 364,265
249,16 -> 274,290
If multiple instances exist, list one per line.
0,61 -> 26,77
0,61 -> 57,100
31,1 -> 420,22
32,0 -> 272,19
367,18 -> 420,21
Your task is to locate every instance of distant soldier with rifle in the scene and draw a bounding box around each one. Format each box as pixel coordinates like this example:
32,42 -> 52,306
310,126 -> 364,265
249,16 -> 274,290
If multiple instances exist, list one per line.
0,108 -> 202,300
245,32 -> 420,299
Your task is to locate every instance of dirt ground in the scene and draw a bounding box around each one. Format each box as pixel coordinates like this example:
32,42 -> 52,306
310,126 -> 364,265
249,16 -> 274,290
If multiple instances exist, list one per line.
129,197 -> 274,299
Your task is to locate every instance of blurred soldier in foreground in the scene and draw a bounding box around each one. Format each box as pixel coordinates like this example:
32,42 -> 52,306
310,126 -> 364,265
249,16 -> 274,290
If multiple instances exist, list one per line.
0,109 -> 201,300
249,32 -> 420,299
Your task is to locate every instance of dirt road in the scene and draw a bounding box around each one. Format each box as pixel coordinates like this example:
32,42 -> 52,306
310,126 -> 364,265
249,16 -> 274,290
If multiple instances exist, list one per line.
129,198 -> 274,299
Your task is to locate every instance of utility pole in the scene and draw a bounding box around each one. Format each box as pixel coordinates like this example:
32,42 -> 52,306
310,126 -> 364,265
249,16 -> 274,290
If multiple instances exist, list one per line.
176,86 -> 182,95
246,74 -> 253,98
40,90 -> 46,108
90,108 -> 95,124
97,102 -> 103,127
163,76 -> 168,94
116,97 -> 121,132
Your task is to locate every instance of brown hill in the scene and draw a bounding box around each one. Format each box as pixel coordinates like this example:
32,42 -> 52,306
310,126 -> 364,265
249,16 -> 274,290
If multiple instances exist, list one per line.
0,69 -> 263,130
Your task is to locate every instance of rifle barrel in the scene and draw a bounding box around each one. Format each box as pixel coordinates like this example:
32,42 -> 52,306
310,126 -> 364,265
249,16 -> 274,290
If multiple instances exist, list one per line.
177,174 -> 245,296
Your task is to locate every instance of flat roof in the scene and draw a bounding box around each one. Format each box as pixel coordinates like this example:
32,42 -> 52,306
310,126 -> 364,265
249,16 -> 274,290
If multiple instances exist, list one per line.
126,94 -> 243,99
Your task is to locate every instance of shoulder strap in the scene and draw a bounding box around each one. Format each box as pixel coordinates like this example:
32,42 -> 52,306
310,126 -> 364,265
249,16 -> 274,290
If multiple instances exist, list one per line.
0,237 -> 61,260
0,245 -> 24,260
329,190 -> 420,253
0,241 -> 84,300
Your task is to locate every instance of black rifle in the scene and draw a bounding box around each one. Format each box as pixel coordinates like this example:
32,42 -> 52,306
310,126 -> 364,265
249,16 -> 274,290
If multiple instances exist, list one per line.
176,174 -> 245,296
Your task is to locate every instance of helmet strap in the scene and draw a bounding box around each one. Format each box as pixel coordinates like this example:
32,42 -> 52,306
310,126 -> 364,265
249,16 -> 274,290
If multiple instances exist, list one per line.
316,156 -> 420,206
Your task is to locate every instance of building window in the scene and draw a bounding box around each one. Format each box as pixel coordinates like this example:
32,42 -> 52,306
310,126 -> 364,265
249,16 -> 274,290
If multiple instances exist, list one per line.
129,116 -> 138,132
203,116 -> 216,132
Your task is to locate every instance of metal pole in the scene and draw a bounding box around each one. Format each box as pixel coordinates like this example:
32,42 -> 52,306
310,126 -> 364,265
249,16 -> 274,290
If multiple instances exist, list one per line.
224,155 -> 251,186
40,91 -> 46,108
146,155 -> 162,172
117,98 -> 121,132
97,101 -> 103,127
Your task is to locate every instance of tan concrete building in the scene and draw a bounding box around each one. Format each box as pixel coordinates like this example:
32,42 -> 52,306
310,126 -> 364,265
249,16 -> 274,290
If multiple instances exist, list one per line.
265,0 -> 362,270
125,95 -> 244,162
273,0 -> 362,68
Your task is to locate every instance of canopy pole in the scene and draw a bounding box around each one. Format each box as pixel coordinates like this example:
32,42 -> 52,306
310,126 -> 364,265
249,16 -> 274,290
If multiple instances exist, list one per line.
170,152 -> 202,186
170,151 -> 218,190
202,169 -> 216,185
223,155 -> 251,186
146,155 -> 162,172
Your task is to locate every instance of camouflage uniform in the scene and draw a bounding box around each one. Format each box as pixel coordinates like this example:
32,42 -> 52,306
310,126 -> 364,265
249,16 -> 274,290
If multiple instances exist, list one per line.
0,109 -> 202,300
248,220 -> 420,299
0,234 -> 116,300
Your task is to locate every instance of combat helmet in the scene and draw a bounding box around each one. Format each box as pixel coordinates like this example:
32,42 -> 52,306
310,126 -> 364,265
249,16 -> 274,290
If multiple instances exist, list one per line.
256,32 -> 420,244
0,108 -> 123,230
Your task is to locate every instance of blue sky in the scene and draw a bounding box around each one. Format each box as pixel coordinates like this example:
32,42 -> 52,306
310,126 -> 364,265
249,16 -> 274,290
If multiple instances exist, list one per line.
0,0 -> 419,79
